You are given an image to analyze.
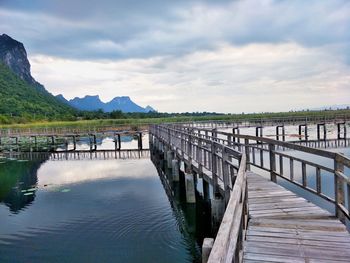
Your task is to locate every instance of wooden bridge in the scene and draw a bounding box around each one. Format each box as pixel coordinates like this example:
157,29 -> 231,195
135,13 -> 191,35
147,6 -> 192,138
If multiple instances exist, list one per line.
177,114 -> 350,131
2,149 -> 150,161
0,130 -> 147,152
149,123 -> 350,263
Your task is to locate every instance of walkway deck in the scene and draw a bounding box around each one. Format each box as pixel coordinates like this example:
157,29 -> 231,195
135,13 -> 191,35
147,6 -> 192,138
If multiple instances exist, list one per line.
244,172 -> 350,263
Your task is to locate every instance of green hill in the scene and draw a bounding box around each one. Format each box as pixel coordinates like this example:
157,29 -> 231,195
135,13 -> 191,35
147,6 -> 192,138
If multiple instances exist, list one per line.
0,62 -> 76,123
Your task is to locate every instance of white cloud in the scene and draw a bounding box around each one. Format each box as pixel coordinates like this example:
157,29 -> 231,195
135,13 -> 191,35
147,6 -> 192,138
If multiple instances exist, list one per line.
1,0 -> 349,112
30,42 -> 350,113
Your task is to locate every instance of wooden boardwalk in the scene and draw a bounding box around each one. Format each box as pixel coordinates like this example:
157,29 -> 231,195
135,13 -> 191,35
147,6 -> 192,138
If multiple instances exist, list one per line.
149,124 -> 350,262
244,172 -> 350,263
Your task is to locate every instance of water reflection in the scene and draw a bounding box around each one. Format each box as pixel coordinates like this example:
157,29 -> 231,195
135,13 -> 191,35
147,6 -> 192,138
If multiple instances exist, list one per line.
0,160 -> 43,213
0,134 -> 149,152
151,151 -> 213,249
0,156 -> 203,263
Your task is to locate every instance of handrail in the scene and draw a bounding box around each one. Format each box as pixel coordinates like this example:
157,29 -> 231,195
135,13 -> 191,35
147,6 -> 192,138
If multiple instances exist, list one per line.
150,122 -> 350,263
172,113 -> 350,127
150,124 -> 249,262
157,123 -> 350,221
149,124 -> 243,199
2,112 -> 349,136
207,154 -> 247,263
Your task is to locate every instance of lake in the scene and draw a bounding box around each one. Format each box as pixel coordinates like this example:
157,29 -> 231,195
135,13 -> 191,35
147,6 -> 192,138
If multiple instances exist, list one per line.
1,130 -> 349,262
0,154 -> 209,263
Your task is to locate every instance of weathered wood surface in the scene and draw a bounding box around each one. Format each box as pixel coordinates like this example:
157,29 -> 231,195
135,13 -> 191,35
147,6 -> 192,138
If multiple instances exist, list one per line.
244,172 -> 350,263
150,124 -> 350,262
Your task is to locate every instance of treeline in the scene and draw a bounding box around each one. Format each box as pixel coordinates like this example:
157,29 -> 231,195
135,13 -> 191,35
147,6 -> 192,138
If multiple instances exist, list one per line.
2,107 -> 350,126
0,109 -> 224,124
0,62 -> 76,124
80,109 -> 223,120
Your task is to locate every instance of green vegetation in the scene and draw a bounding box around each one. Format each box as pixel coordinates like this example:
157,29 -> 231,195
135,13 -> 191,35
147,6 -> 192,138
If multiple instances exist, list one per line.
0,62 -> 77,123
1,108 -> 349,130
1,60 -> 349,129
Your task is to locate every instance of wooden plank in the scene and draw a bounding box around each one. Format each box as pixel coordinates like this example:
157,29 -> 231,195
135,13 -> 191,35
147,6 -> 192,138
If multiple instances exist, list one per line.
244,245 -> 350,260
244,172 -> 350,262
246,230 -> 350,243
247,226 -> 350,236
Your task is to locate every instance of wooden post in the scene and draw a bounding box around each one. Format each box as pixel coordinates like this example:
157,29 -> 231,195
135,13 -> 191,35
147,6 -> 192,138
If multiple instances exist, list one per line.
227,134 -> 232,147
269,143 -> 277,182
244,138 -> 250,171
93,134 -> 97,151
114,134 -> 118,151
117,134 -> 121,150
64,137 -> 68,151
337,123 -> 341,139
185,172 -> 196,203
172,159 -> 180,181
305,124 -> 308,141
232,127 -> 240,145
72,136 -> 76,150
337,122 -> 347,140
221,145 -> 230,205
334,154 -> 345,223
138,132 -> 143,150
167,150 -> 173,169
197,137 -> 203,173
276,125 -> 285,141
211,195 -> 225,233
203,179 -> 210,200
299,124 -> 308,141
256,126 -> 263,137
290,158 -> 294,181
211,142 -> 219,195
202,238 -> 214,263
188,129 -> 193,163
302,162 -> 307,187
317,123 -> 326,141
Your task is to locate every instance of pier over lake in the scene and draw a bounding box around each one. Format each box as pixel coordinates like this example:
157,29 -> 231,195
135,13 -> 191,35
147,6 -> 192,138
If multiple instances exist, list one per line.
0,116 -> 350,263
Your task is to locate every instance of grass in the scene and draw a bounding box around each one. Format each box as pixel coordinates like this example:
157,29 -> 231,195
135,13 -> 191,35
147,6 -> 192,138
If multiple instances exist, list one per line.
1,109 -> 349,130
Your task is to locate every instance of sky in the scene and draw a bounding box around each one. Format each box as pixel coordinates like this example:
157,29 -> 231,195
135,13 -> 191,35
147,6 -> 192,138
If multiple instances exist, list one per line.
0,0 -> 349,113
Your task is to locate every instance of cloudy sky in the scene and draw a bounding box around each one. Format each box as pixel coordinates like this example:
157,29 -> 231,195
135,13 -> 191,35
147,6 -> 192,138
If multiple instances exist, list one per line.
1,0 -> 349,113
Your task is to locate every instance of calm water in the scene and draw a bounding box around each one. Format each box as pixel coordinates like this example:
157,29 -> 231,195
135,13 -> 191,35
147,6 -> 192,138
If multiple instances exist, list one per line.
1,128 -> 349,262
0,156 -> 204,263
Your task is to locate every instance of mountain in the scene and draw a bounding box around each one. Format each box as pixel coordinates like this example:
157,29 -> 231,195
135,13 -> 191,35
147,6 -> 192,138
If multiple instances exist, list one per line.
69,95 -> 105,111
57,94 -> 156,113
0,34 -> 36,85
145,105 -> 156,112
0,34 -> 76,119
104,96 -> 148,112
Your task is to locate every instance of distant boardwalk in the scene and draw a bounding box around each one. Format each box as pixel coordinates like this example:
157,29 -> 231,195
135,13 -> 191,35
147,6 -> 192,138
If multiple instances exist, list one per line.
149,121 -> 350,263
2,149 -> 150,161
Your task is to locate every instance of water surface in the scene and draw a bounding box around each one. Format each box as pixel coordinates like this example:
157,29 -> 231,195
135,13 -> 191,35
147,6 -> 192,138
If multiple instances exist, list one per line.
0,157 -> 202,263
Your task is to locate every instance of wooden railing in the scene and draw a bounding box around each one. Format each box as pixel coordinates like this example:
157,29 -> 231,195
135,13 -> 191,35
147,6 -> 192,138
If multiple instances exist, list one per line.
0,125 -> 148,137
150,123 -> 350,263
150,124 -> 249,262
164,124 -> 350,221
2,113 -> 349,137
207,154 -> 248,263
150,124 -> 243,201
173,113 -> 350,128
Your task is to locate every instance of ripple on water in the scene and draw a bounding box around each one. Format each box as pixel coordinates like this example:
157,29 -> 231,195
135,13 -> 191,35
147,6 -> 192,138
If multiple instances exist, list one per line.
0,159 -> 200,263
